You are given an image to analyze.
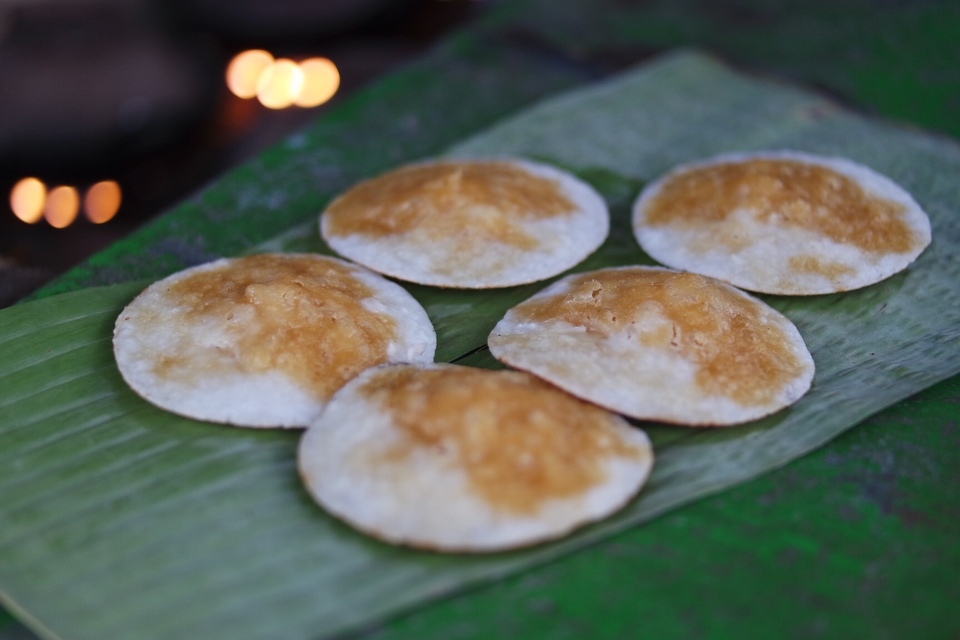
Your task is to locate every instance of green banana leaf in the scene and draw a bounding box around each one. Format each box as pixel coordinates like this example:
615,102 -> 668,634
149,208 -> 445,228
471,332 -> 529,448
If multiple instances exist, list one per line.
2,50 -> 959,640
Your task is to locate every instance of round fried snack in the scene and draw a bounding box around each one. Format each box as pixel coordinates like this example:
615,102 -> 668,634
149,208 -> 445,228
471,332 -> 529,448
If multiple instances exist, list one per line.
632,151 -> 932,295
488,267 -> 815,426
320,158 -> 609,288
113,254 -> 436,428
298,363 -> 653,552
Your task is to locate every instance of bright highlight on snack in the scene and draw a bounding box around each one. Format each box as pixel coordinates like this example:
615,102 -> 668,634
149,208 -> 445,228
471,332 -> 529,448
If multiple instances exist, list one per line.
299,364 -> 653,552
226,50 -> 340,109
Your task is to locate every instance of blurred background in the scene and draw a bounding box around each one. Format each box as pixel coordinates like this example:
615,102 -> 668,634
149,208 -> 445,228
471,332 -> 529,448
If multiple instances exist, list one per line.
0,0 -> 481,307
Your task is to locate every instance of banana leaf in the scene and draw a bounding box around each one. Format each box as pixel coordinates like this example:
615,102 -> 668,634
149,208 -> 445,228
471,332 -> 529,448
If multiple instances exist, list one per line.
1,50 -> 959,640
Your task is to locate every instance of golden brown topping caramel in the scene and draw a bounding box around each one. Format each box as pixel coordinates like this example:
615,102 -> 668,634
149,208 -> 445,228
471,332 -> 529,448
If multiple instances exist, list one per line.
516,269 -> 806,406
645,159 -> 919,254
324,162 -> 576,250
158,255 -> 398,398
363,366 -> 644,514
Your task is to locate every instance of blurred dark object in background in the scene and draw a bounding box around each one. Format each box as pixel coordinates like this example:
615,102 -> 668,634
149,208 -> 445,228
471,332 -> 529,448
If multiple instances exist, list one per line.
164,0 -> 423,44
0,2 -> 216,176
0,0 -> 479,307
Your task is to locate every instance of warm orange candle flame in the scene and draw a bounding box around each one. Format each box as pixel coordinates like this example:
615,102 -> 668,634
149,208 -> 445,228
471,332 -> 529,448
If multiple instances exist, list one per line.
84,180 -> 122,224
44,185 -> 80,228
295,58 -> 340,108
226,50 -> 340,109
10,177 -> 46,224
256,58 -> 303,109
226,50 -> 274,99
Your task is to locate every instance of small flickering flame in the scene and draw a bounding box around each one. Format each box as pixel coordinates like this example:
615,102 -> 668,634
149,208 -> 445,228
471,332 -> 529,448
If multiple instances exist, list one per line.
10,177 -> 46,224
9,178 -> 122,228
257,58 -> 303,109
226,49 -> 274,99
226,50 -> 340,109
295,58 -> 341,108
44,186 -> 80,229
84,181 -> 122,224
